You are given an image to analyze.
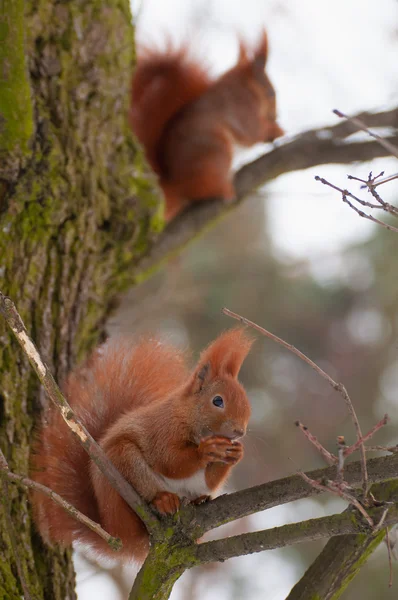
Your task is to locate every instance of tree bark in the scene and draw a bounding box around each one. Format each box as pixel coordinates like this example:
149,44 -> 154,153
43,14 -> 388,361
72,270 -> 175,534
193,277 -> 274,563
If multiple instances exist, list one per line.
0,1 -> 160,598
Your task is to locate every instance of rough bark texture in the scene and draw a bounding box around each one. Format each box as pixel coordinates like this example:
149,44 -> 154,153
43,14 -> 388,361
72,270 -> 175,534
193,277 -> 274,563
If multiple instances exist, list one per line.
0,1 -> 161,598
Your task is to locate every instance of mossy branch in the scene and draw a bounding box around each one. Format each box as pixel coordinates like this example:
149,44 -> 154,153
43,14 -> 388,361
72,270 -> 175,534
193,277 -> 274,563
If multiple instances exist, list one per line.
286,481 -> 398,600
195,495 -> 398,565
0,0 -> 33,178
185,452 -> 398,537
128,480 -> 398,600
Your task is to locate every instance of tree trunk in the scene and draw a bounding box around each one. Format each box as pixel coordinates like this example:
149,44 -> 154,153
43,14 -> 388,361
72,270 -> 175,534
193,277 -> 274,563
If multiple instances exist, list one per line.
0,1 -> 160,598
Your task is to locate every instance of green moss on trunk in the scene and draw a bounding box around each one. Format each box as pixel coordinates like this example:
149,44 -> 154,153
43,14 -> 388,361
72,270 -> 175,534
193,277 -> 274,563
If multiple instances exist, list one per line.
0,0 -> 33,177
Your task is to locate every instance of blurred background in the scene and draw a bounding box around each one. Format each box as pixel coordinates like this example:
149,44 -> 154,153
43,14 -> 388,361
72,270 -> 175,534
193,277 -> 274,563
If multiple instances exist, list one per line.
76,0 -> 398,598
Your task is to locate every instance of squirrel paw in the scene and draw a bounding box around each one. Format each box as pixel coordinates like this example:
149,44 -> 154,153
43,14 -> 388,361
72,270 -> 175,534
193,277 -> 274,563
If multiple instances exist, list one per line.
199,436 -> 243,465
152,491 -> 181,515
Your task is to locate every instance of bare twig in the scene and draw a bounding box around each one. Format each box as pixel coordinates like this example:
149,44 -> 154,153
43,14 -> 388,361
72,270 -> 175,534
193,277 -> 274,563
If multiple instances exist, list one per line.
315,175 -> 393,212
366,172 -> 398,188
295,421 -> 338,466
333,109 -> 398,160
222,308 -> 369,497
0,448 -> 121,550
299,471 -> 374,527
350,171 -> 398,215
374,506 -> 390,532
342,195 -> 398,233
0,291 -> 158,532
386,528 -> 394,587
366,445 -> 398,454
337,436 -> 346,483
315,176 -> 398,232
343,415 -> 389,458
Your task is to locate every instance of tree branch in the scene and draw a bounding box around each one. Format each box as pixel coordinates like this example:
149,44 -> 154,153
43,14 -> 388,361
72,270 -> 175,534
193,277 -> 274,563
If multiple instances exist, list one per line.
134,107 -> 398,278
0,291 -> 159,533
286,481 -> 398,600
0,448 -> 122,551
184,452 -> 398,536
195,489 -> 398,566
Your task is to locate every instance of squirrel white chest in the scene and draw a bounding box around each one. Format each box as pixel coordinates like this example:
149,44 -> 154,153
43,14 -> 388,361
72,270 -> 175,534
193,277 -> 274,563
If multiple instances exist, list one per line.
157,470 -> 209,500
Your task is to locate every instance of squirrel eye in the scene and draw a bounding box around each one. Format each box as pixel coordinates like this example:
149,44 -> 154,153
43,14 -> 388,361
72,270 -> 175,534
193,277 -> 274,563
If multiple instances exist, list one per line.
212,395 -> 224,408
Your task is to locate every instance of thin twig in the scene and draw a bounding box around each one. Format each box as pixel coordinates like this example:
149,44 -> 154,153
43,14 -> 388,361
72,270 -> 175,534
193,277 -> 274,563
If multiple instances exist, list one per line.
374,506 -> 390,532
295,421 -> 337,466
333,109 -> 398,160
366,445 -> 398,453
0,448 -> 121,550
0,291 -> 158,532
386,528 -> 393,587
343,415 -> 389,458
366,172 -> 398,188
337,436 -> 346,483
342,193 -> 398,233
222,308 -> 369,498
299,472 -> 373,527
347,171 -> 398,215
315,176 -> 398,220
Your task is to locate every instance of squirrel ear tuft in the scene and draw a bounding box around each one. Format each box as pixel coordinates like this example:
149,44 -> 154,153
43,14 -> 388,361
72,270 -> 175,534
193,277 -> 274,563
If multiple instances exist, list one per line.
197,328 -> 254,381
251,30 -> 268,76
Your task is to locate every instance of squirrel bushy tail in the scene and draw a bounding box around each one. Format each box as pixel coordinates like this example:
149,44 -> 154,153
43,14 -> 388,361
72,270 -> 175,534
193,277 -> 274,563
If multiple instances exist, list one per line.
129,45 -> 211,171
30,337 -> 190,559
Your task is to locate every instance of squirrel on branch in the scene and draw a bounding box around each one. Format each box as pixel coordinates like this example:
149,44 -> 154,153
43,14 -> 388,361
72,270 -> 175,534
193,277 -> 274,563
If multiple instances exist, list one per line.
130,32 -> 284,221
31,328 -> 253,563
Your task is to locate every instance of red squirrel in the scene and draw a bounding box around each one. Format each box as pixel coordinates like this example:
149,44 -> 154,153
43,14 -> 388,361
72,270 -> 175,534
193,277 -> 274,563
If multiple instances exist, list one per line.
129,32 -> 284,221
31,328 -> 253,562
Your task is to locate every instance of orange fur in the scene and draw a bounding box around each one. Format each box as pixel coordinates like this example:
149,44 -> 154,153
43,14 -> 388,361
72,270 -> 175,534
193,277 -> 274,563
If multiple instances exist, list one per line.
130,32 -> 284,221
31,329 -> 253,563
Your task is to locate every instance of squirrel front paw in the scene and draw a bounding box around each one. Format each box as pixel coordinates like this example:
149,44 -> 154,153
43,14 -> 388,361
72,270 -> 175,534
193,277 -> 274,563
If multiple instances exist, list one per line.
151,491 -> 181,515
198,436 -> 243,466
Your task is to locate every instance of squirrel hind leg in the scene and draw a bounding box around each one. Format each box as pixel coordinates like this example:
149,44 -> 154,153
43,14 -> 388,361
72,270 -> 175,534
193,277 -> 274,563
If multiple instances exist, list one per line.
161,182 -> 189,222
184,165 -> 236,205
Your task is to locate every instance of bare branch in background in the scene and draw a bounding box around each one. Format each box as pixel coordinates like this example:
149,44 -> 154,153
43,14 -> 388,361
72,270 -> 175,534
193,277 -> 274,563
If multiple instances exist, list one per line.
333,108 -> 398,160
295,421 -> 338,466
315,108 -> 398,234
315,176 -> 398,233
222,307 -> 370,497
135,107 -> 398,278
